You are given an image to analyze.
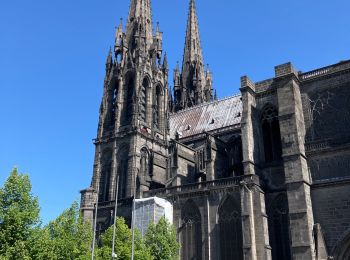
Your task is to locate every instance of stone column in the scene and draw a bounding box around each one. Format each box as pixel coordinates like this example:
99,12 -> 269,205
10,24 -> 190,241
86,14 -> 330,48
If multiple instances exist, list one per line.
115,78 -> 122,129
109,141 -> 118,201
170,142 -> 181,187
253,184 -> 272,260
126,136 -> 138,198
240,77 -> 272,260
146,82 -> 152,127
80,187 -> 97,224
275,63 -> 316,260
116,75 -> 125,128
240,180 -> 258,260
203,195 -> 211,260
240,76 -> 257,176
205,135 -> 215,181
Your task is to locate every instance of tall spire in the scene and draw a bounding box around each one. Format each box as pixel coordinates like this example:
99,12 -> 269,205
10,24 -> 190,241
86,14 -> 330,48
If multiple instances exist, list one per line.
174,0 -> 213,111
125,0 -> 153,51
106,47 -> 113,69
182,0 -> 204,73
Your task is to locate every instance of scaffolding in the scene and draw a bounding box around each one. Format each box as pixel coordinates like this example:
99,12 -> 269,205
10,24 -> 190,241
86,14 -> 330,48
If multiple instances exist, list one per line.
134,197 -> 173,236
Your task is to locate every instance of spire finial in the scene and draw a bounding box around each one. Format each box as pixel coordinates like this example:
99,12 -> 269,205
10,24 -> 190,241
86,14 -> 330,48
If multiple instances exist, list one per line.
179,0 -> 206,108
163,52 -> 168,70
106,47 -> 113,72
107,47 -> 112,62
126,0 -> 153,50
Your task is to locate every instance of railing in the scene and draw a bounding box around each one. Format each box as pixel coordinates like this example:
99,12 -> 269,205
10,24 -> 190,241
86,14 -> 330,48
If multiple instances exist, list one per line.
300,68 -> 331,80
143,175 -> 256,198
300,61 -> 350,81
305,136 -> 350,152
305,140 -> 330,152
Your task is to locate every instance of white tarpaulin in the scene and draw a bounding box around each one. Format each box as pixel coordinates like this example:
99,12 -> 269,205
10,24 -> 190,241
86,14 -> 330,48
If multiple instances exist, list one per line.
134,197 -> 173,236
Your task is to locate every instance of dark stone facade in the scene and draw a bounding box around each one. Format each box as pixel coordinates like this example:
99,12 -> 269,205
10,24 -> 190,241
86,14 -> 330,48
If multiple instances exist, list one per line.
80,0 -> 350,259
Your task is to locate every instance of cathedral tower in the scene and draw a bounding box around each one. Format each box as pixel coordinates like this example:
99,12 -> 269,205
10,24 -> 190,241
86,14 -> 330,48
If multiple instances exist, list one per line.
174,0 -> 214,111
81,0 -> 170,226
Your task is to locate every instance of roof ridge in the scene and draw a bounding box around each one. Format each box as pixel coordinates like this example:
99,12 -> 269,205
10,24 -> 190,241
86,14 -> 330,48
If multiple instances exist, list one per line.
170,92 -> 241,116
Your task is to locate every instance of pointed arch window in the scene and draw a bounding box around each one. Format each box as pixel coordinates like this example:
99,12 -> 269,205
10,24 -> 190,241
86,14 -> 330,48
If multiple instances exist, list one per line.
139,78 -> 148,123
124,78 -> 134,125
153,85 -> 162,129
218,196 -> 243,260
99,150 -> 113,202
140,147 -> 150,181
181,200 -> 202,260
268,194 -> 292,260
110,82 -> 119,128
227,137 -> 244,177
197,149 -> 205,173
117,147 -> 129,199
261,105 -> 282,163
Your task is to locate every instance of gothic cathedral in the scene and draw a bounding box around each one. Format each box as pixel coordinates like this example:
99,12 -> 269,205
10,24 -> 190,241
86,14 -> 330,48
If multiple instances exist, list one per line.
81,0 -> 350,259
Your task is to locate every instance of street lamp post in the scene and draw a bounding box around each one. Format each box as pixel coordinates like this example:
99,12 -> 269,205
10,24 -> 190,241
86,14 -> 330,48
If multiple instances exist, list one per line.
131,171 -> 138,260
111,175 -> 119,259
91,194 -> 99,260
91,151 -> 101,260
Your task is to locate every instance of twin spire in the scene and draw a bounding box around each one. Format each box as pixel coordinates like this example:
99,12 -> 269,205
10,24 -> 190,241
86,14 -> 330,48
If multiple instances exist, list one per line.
174,0 -> 214,111
126,0 -> 153,49
182,0 -> 204,77
111,0 -> 214,112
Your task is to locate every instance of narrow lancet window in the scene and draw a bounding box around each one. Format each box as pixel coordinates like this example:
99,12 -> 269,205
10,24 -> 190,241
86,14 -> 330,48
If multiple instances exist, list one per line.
218,196 -> 243,260
181,200 -> 202,260
261,105 -> 282,163
140,78 -> 148,123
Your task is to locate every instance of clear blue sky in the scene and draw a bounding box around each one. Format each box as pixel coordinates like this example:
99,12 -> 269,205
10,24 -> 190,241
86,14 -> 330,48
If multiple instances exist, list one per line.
0,0 -> 349,224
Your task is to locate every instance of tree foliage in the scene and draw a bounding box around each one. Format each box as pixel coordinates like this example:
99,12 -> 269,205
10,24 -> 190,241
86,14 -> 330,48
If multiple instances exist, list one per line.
39,201 -> 92,260
0,168 -> 40,259
144,217 -> 180,260
96,217 -> 152,260
0,168 -> 180,260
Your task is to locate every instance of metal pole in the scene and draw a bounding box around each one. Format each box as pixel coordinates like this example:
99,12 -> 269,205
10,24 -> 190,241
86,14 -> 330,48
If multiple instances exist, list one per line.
91,196 -> 99,260
131,171 -> 137,260
91,152 -> 101,260
111,175 -> 119,259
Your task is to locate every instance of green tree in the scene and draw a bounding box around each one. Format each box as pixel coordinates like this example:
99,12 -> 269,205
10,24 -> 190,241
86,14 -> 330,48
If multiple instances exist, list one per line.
41,201 -> 93,260
29,227 -> 57,260
144,217 -> 180,260
0,168 -> 40,259
96,217 -> 152,260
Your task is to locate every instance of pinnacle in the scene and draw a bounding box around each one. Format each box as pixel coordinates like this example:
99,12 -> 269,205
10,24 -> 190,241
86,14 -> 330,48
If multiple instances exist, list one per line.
182,0 -> 204,69
126,0 -> 153,49
106,47 -> 113,64
156,22 -> 160,33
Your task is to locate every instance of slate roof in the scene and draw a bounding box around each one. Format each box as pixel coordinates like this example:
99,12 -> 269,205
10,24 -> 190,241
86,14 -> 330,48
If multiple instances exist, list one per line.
169,94 -> 242,139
